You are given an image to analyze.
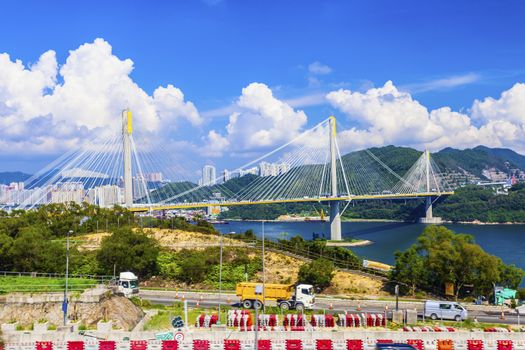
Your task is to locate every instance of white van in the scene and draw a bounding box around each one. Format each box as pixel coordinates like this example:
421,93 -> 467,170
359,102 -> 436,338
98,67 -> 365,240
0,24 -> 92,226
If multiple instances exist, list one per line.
424,300 -> 468,321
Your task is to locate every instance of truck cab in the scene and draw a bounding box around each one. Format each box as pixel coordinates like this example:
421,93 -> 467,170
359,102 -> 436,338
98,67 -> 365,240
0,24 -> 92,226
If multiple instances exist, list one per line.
278,284 -> 315,312
113,271 -> 139,298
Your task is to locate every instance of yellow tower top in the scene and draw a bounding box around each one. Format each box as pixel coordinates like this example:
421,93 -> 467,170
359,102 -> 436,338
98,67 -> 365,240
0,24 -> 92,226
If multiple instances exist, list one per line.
127,109 -> 132,135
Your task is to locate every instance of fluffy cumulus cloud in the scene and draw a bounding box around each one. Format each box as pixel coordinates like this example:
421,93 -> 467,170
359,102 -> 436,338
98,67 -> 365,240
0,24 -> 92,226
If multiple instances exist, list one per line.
0,38 -> 201,157
206,82 -> 308,156
326,81 -> 525,152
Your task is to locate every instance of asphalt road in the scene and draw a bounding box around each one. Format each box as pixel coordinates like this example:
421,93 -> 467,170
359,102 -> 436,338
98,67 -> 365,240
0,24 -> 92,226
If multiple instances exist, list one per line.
139,290 -> 522,326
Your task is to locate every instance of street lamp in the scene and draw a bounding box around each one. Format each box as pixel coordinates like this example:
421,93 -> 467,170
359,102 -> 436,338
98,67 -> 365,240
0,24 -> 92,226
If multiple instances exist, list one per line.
63,230 -> 72,326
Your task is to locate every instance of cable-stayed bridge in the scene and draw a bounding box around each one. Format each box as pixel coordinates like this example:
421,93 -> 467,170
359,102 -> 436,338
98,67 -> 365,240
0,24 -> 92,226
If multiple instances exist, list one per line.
4,110 -> 453,240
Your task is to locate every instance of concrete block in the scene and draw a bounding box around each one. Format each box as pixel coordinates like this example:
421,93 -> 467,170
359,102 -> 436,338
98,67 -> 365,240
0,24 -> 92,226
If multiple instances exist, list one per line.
97,320 -> 113,332
1,322 -> 18,332
33,322 -> 49,332
406,309 -> 418,325
392,310 -> 404,324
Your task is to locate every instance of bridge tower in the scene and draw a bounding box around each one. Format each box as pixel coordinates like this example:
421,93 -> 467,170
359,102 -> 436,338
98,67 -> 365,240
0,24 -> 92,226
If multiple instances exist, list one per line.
329,116 -> 342,241
122,108 -> 133,207
419,149 -> 442,224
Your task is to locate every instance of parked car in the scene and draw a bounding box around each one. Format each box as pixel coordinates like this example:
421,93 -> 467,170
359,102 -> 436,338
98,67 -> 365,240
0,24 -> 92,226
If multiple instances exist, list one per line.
424,300 -> 468,321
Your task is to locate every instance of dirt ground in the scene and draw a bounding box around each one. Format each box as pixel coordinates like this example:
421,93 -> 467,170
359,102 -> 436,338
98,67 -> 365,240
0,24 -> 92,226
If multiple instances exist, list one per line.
77,229 -> 386,297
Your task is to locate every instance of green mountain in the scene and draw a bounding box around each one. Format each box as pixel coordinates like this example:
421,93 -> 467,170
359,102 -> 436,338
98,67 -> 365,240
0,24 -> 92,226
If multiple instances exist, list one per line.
0,171 -> 31,185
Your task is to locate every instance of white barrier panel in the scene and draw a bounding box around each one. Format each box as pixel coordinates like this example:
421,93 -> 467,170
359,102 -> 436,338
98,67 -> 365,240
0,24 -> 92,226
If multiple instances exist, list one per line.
333,342 -> 346,350
148,341 -> 162,350
516,341 -> 525,350
116,342 -> 131,350
210,342 -> 222,350
273,341 -> 286,350
240,343 -> 254,350
85,343 -> 98,350
179,342 -> 193,350
303,341 -> 315,350
363,340 -> 376,350
455,341 -> 468,350
54,342 -> 67,350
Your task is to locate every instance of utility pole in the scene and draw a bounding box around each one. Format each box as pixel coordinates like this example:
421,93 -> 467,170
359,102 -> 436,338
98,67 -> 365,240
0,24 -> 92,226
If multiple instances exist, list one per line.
329,116 -> 342,240
63,230 -> 72,326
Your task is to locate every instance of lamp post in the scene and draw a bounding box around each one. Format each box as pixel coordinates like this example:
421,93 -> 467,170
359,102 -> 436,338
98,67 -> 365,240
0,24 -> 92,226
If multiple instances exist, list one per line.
63,229 -> 72,326
218,232 -> 224,325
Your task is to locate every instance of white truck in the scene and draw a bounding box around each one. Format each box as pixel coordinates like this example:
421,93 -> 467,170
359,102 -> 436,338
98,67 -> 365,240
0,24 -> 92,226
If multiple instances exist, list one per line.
111,272 -> 139,298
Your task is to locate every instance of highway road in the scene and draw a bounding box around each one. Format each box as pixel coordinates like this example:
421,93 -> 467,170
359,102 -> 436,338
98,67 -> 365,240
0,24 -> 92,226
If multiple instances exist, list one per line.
140,290 -> 522,326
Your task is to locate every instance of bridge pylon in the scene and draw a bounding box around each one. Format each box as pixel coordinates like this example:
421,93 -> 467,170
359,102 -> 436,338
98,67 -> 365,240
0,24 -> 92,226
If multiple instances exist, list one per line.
329,116 -> 342,240
419,149 -> 443,224
122,108 -> 133,207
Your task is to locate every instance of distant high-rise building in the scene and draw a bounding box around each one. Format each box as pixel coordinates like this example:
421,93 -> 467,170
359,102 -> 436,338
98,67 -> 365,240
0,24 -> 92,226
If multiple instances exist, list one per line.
133,176 -> 148,200
222,169 -> 230,183
146,172 -> 163,182
202,165 -> 217,186
259,161 -> 290,177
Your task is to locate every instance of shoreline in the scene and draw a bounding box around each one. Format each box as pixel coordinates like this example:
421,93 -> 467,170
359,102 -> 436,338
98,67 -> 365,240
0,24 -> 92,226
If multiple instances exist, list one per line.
218,218 -> 525,225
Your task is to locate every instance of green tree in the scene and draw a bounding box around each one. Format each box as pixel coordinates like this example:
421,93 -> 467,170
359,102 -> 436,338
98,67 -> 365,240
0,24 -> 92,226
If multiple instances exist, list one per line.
390,246 -> 425,295
9,228 -> 64,272
96,228 -> 159,278
0,232 -> 14,270
297,258 -> 334,290
390,225 -> 524,298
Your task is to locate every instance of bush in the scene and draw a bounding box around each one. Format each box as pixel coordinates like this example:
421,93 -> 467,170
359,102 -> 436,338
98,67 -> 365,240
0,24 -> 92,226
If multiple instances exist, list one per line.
297,258 -> 334,290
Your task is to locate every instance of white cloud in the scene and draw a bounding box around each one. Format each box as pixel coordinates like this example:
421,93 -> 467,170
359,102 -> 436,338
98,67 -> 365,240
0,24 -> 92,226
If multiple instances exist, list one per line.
402,73 -> 481,93
206,82 -> 308,156
0,38 -> 201,157
308,61 -> 332,75
327,81 -> 525,153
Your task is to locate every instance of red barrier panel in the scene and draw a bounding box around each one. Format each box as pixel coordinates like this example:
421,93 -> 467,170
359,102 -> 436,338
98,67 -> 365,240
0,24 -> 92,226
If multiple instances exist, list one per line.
467,340 -> 483,350
437,340 -> 453,350
68,342 -> 84,350
99,341 -> 116,350
36,342 -> 53,350
286,340 -> 302,350
162,341 -> 178,350
325,315 -> 335,328
131,341 -> 148,350
224,340 -> 241,350
316,340 -> 332,350
497,341 -> 513,350
258,340 -> 272,350
194,340 -> 210,350
407,340 -> 423,350
377,340 -> 393,344
347,340 -> 363,350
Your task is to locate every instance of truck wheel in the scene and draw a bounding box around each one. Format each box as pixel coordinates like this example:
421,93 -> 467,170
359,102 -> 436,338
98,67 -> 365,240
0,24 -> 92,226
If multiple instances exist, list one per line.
454,315 -> 462,322
254,300 -> 263,310
243,300 -> 253,309
279,302 -> 290,311
430,313 -> 438,320
296,303 -> 305,312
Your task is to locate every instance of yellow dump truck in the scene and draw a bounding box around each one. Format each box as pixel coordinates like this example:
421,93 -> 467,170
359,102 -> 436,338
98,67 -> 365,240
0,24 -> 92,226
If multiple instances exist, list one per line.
235,282 -> 315,311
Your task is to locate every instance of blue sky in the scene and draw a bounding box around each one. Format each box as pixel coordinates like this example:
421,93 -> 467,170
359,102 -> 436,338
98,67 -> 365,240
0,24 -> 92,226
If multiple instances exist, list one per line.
1,0 -> 525,174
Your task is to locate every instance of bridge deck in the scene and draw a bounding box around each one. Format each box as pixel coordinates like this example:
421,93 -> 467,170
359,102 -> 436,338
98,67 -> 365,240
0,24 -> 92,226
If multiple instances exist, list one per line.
129,191 -> 454,212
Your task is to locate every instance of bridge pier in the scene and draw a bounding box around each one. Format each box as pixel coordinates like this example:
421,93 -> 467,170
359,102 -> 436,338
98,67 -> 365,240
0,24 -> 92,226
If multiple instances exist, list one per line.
419,196 -> 442,224
329,201 -> 342,241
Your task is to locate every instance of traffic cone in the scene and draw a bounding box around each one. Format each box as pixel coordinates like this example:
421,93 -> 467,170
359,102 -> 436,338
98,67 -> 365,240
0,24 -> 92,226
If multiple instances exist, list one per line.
500,311 -> 505,320
175,292 -> 179,299
181,294 -> 185,301
329,303 -> 333,310
227,297 -> 231,304
357,302 -> 361,311
196,300 -> 200,307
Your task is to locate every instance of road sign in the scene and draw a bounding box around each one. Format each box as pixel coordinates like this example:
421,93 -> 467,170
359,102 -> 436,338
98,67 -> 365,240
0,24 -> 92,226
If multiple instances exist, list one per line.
174,332 -> 185,342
